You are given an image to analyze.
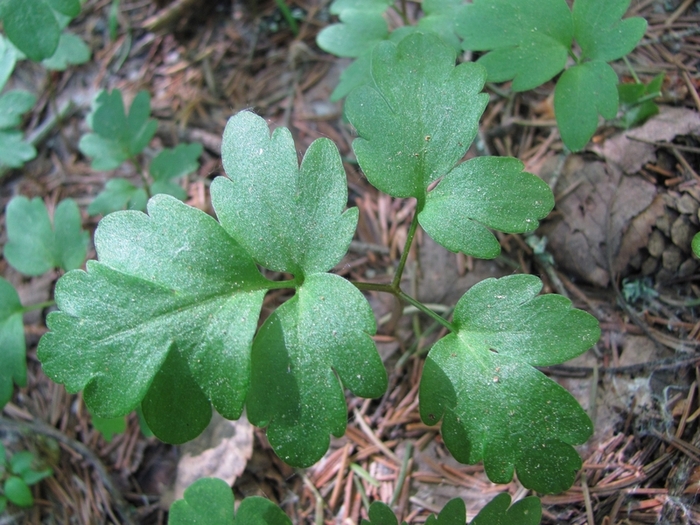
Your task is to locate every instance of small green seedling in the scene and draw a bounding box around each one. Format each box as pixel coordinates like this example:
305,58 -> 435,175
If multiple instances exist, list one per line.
79,88 -> 202,215
0,36 -> 36,168
0,278 -> 26,408
458,0 -> 647,150
0,443 -> 53,511
617,73 -> 663,129
38,35 -> 599,507
0,0 -> 82,61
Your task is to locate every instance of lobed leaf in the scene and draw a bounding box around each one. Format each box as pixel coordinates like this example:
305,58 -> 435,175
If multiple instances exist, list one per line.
419,157 -> 554,259
456,0 -> 573,91
0,130 -> 36,168
420,274 -> 599,493
3,476 -> 32,507
573,0 -> 647,62
470,493 -> 541,525
38,195 -> 269,442
213,111 -> 358,276
316,9 -> 388,58
424,498 -> 465,525
80,89 -> 157,170
346,32 -> 488,200
329,0 -> 392,16
0,35 -> 17,91
150,143 -> 203,181
1,0 -> 60,61
87,178 -> 148,215
90,414 -> 127,442
0,278 -> 26,408
617,74 -> 663,129
417,0 -> 466,52
0,90 -> 36,129
41,31 -> 90,70
247,273 -> 386,467
554,60 -> 618,151
4,197 -> 88,276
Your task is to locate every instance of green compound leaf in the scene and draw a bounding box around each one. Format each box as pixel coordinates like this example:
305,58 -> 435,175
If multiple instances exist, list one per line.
4,197 -> 89,276
41,31 -> 90,70
247,273 -> 386,467
213,111 -> 358,277
419,157 -> 554,259
573,0 -> 647,62
471,493 -> 541,525
37,195 -> 269,443
0,90 -> 37,129
168,477 -> 292,525
1,0 -> 60,61
346,32 -> 488,200
79,89 -> 158,170
317,9 -> 388,58
420,274 -> 599,493
456,0 -> 573,91
0,278 -> 26,408
149,142 -> 202,201
0,130 -> 36,168
87,178 -> 148,216
3,476 -> 33,507
554,60 -> 619,152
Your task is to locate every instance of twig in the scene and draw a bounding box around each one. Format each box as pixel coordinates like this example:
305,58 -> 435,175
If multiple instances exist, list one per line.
0,416 -> 135,525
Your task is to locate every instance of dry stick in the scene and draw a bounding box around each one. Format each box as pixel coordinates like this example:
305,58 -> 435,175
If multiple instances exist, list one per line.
0,416 -> 135,525
665,0 -> 696,27
353,409 -> 400,464
581,471 -> 596,525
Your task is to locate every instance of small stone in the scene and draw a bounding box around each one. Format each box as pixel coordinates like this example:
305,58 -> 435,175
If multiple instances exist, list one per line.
648,230 -> 666,258
678,193 -> 699,215
662,245 -> 683,272
671,216 -> 694,250
679,259 -> 698,277
628,251 -> 643,270
641,257 -> 658,276
656,213 -> 672,236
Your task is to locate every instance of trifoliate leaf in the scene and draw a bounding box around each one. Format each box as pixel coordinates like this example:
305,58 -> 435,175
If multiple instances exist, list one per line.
1,0 -> 60,61
420,274 -> 599,493
419,157 -> 554,259
247,273 -> 385,467
4,197 -> 88,276
235,496 -> 292,525
168,477 -> 235,525
87,178 -> 148,216
456,0 -> 573,91
0,130 -> 36,168
213,111 -> 358,276
0,35 -> 18,91
3,476 -> 32,507
38,195 -> 269,443
0,278 -> 26,408
0,90 -> 36,129
470,493 -> 541,525
346,32 -> 488,200
360,501 -> 401,525
150,143 -> 203,181
79,89 -> 157,170
41,31 -> 90,70
573,0 -> 647,62
425,498 -> 465,525
317,9 -> 388,58
554,60 -> 618,151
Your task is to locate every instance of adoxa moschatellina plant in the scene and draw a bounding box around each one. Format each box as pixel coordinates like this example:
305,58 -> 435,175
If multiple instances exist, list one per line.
37,33 -> 600,516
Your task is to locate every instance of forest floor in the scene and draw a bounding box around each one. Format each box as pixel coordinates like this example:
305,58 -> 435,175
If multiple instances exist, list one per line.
1,0 -> 700,524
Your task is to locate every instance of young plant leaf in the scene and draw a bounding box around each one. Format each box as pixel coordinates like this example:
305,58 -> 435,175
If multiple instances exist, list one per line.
420,274 -> 599,493
361,501 -> 403,525
149,142 -> 202,201
617,74 -> 663,129
79,89 -> 158,170
1,0 -> 61,61
0,35 -> 18,91
4,197 -> 89,276
417,0 -> 466,52
424,498 -> 465,525
213,111 -> 358,277
91,414 -> 127,442
316,8 -> 389,58
247,273 -> 386,467
0,130 -> 36,168
456,0 -> 573,91
573,0 -> 647,62
346,32 -> 488,200
470,493 -> 541,525
0,278 -> 26,408
87,178 -> 148,215
37,195 -> 269,443
0,90 -> 37,129
3,476 -> 32,507
418,157 -> 554,259
329,0 -> 392,15
554,60 -> 619,151
41,31 -> 90,70
168,477 -> 235,525
235,496 -> 292,525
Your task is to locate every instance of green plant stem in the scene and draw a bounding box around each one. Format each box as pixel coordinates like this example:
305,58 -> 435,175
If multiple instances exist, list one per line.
390,441 -> 413,506
397,291 -> 454,332
22,300 -> 56,314
392,211 -> 420,289
265,279 -> 297,290
623,56 -> 641,83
